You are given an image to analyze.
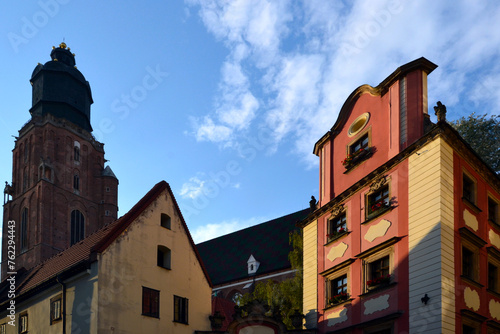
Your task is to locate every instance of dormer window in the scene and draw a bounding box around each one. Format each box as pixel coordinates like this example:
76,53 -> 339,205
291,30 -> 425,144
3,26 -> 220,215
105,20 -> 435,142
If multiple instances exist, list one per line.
247,254 -> 260,275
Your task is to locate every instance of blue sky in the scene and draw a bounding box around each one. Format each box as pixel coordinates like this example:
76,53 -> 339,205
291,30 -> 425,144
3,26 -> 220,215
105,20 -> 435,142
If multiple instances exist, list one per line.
1,1 -> 499,243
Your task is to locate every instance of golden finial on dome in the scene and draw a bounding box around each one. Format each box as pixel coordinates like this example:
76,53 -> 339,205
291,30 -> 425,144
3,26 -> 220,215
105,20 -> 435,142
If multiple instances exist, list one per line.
52,46 -> 55,49
67,47 -> 71,51
74,66 -> 77,69
72,53 -> 75,57
59,42 -> 67,49
54,59 -> 58,61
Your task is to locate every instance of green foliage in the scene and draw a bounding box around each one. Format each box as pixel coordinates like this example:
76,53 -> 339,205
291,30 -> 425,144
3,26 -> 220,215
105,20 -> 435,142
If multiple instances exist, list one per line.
239,230 -> 303,329
450,113 -> 500,173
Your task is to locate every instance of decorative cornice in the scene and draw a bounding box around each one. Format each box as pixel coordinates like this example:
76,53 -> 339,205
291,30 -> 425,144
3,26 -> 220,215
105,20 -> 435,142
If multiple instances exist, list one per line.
369,175 -> 387,192
319,258 -> 355,277
329,204 -> 345,219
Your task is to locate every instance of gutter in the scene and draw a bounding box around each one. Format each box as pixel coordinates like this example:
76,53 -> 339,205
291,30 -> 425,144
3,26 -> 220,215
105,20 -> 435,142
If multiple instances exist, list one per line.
56,275 -> 66,334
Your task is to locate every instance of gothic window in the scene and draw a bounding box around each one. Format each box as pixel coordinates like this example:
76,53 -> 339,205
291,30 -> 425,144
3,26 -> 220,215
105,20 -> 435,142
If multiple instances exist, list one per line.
73,174 -> 79,190
74,146 -> 80,162
70,210 -> 85,245
24,141 -> 29,163
20,208 -> 28,251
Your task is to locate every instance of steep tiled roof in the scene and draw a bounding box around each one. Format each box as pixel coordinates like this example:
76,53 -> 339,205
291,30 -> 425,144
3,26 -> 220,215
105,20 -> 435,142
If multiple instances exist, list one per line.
196,209 -> 309,286
0,180 -> 211,306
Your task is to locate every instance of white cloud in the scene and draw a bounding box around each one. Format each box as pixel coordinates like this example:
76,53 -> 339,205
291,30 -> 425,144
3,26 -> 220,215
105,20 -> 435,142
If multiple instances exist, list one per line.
186,0 -> 500,166
193,116 -> 232,143
191,216 -> 265,243
179,176 -> 205,199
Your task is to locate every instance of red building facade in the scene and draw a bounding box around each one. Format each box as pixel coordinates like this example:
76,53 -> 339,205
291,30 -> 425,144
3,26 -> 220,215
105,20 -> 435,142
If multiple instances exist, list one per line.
301,58 -> 500,333
2,43 -> 118,279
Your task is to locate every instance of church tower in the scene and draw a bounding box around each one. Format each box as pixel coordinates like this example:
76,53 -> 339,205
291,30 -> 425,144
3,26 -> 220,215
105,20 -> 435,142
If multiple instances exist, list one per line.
2,43 -> 118,279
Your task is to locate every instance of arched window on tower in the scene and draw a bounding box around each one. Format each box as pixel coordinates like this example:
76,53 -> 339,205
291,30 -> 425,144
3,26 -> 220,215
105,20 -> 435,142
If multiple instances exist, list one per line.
73,174 -> 79,191
70,210 -> 85,245
20,207 -> 28,251
74,141 -> 80,163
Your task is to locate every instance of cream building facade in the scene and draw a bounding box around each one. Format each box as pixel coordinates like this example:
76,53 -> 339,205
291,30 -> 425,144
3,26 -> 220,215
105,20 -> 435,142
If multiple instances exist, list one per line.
0,181 -> 213,333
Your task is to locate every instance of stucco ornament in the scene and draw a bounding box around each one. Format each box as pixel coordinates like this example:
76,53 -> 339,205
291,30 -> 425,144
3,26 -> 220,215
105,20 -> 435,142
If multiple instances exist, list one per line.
464,287 -> 480,311
370,175 -> 387,192
463,209 -> 479,231
326,308 -> 348,327
490,299 -> 500,321
364,294 -> 390,315
327,242 -> 348,262
364,219 -> 392,242
489,229 -> 500,249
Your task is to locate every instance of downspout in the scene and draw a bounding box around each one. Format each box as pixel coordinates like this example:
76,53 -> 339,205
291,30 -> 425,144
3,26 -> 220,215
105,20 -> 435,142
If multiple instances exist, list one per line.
56,275 -> 66,334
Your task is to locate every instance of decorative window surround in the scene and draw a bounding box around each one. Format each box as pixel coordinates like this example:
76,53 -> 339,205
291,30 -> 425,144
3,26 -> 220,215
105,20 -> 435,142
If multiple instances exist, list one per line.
460,227 -> 487,286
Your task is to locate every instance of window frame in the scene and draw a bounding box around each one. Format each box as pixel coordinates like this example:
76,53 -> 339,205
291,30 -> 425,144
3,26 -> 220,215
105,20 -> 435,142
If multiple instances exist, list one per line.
343,128 -> 373,170
488,248 -> 500,295
459,227 -> 486,284
362,246 -> 394,293
70,210 -> 85,245
489,195 -> 499,225
365,176 -> 392,221
142,286 -> 160,318
20,207 -> 28,252
462,171 -> 477,206
174,295 -> 189,324
327,210 -> 347,242
0,323 -> 6,334
73,174 -> 80,191
324,266 -> 350,308
157,245 -> 171,270
50,295 -> 62,324
161,213 -> 171,229
19,312 -> 28,334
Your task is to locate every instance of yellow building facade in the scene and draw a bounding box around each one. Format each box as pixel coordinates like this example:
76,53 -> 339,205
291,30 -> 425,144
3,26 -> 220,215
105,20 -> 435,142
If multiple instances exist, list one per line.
0,181 -> 213,333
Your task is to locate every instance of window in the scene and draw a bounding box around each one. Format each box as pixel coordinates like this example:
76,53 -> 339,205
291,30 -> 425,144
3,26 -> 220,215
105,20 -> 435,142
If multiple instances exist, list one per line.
19,313 -> 28,333
20,207 -> 28,251
361,245 -> 394,292
327,212 -> 347,241
488,251 -> 500,294
350,133 -> 369,155
24,142 -> 29,163
106,186 -> 110,192
105,210 -> 110,216
463,172 -> 476,204
174,295 -> 189,324
489,196 -> 499,224
326,274 -> 348,306
157,246 -> 171,269
0,323 -> 6,334
161,213 -> 171,229
366,184 -> 390,218
74,146 -> 80,162
50,295 -> 62,324
70,210 -> 85,245
462,246 -> 476,280
460,228 -> 486,283
142,287 -> 160,318
489,262 -> 499,292
73,174 -> 79,190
